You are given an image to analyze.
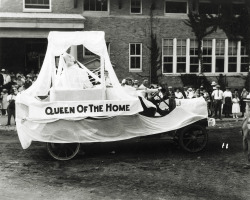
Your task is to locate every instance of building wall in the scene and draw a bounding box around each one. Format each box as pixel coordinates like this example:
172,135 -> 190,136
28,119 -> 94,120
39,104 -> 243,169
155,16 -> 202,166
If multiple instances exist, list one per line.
0,0 -> 248,89
83,0 -> 234,87
83,16 -> 151,81
0,0 -> 82,13
0,0 -> 22,12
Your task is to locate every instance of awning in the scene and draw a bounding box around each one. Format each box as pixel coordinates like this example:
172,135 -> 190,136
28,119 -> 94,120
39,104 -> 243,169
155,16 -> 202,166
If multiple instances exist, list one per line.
0,12 -> 85,38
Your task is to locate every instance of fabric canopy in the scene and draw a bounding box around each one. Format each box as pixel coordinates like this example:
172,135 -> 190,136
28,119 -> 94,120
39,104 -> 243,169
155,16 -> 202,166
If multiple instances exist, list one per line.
22,31 -> 128,99
15,31 -> 208,149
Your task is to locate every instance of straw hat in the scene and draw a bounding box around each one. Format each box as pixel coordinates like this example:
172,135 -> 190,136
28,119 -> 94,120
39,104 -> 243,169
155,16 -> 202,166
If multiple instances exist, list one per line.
211,81 -> 217,86
244,94 -> 250,102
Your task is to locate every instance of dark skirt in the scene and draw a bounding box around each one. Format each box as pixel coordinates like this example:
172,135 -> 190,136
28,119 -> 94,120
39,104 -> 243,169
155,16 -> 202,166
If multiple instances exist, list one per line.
223,97 -> 232,115
240,99 -> 246,113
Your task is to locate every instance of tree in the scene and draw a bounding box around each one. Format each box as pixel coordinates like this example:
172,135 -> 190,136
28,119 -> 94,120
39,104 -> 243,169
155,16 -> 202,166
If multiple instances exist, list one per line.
185,4 -> 217,73
150,33 -> 161,84
149,2 -> 161,84
216,0 -> 250,89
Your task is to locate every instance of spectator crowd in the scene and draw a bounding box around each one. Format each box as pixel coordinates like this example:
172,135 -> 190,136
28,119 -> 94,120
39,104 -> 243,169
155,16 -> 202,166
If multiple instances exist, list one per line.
121,77 -> 248,120
0,68 -> 38,126
0,68 -> 248,125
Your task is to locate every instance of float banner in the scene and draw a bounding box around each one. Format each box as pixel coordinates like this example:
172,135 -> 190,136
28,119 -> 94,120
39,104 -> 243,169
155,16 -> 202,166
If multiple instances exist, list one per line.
28,100 -> 143,119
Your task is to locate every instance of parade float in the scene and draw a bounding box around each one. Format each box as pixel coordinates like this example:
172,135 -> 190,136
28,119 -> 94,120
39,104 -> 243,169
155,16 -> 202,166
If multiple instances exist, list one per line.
16,31 -> 213,160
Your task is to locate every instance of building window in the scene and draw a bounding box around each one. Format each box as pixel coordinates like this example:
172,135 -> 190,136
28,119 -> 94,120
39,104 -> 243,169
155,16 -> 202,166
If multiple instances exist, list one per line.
131,0 -> 142,14
176,39 -> 186,73
190,39 -> 199,73
241,41 -> 249,72
233,2 -> 246,15
199,1 -> 246,15
228,40 -> 237,72
199,2 -> 219,15
165,0 -> 187,14
202,39 -> 212,73
162,38 -> 249,75
84,0 -> 108,11
24,0 -> 50,11
129,43 -> 142,71
162,39 -> 173,73
215,39 -> 225,72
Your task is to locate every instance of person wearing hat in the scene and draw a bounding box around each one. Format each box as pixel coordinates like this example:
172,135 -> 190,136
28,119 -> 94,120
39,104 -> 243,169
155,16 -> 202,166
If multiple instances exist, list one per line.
222,86 -> 232,118
211,85 -> 223,119
0,69 -> 4,91
187,87 -> 194,99
211,81 -> 217,91
240,88 -> 249,117
1,69 -> 11,88
133,80 -> 139,89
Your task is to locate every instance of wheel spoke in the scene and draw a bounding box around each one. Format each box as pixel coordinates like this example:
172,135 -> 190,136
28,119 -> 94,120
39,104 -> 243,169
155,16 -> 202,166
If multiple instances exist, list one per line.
47,143 -> 80,161
184,140 -> 193,147
179,125 -> 208,153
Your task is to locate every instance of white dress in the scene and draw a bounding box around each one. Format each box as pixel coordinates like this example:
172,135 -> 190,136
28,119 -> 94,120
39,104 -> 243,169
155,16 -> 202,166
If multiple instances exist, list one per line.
232,97 -> 240,114
56,64 -> 93,89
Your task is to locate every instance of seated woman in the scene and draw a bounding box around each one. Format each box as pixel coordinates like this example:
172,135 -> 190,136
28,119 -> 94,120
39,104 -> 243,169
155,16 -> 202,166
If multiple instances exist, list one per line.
56,53 -> 93,89
123,79 -> 169,117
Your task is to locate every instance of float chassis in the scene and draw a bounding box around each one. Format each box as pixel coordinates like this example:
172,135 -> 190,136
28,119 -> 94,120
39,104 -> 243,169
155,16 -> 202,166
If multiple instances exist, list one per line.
46,118 -> 208,161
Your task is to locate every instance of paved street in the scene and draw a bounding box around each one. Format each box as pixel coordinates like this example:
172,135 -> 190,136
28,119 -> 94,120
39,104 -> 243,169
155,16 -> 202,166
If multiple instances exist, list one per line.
0,116 -> 249,200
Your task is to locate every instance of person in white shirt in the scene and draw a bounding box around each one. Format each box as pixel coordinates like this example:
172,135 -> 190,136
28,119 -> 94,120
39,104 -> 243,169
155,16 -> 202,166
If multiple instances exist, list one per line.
187,88 -> 194,99
175,88 -> 184,99
211,85 -> 224,119
104,70 -> 112,87
56,53 -> 93,89
222,87 -> 232,118
1,69 -> 11,88
6,89 -> 16,126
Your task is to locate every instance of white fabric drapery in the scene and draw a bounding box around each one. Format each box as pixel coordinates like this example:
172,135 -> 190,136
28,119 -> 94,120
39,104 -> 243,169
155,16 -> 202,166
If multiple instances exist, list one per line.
15,31 -> 208,149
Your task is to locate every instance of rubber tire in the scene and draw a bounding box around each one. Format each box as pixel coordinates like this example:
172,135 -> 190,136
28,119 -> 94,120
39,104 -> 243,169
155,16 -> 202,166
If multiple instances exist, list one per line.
47,143 -> 80,161
178,124 -> 208,153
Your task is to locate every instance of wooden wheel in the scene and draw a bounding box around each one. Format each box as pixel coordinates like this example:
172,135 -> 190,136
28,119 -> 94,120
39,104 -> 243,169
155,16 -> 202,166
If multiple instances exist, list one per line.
178,125 -> 208,153
46,143 -> 80,161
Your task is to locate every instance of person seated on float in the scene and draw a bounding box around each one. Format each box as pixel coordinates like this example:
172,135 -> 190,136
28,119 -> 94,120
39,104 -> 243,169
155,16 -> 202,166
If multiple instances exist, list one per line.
55,53 -> 93,89
127,79 -> 169,117
133,80 -> 139,89
104,70 -> 112,88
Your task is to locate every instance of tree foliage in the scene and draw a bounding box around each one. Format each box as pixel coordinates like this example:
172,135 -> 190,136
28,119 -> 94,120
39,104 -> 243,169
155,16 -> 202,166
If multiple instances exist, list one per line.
149,1 -> 161,84
185,11 -> 217,73
150,33 -> 161,84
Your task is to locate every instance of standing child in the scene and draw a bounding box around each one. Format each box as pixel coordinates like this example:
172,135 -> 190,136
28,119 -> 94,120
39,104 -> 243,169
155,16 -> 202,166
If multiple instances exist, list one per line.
6,89 -> 16,126
0,91 -> 3,116
2,89 -> 8,116
232,93 -> 240,118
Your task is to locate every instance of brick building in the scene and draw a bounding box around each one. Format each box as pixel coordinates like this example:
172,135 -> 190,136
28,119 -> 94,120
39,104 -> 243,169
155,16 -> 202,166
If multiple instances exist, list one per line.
0,0 -> 249,89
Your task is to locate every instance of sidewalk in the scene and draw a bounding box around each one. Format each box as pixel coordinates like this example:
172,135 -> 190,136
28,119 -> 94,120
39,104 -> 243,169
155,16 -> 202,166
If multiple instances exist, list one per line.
0,115 -> 16,131
214,116 -> 245,122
